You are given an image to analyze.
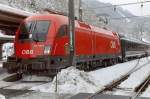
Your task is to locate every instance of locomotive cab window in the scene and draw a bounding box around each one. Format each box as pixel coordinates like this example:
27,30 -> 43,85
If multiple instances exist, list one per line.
57,25 -> 68,37
18,20 -> 50,42
18,22 -> 32,40
32,21 -> 50,42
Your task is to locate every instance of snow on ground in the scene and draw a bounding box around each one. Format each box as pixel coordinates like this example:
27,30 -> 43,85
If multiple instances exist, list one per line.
117,64 -> 150,89
112,62 -> 150,96
4,82 -> 44,90
31,67 -> 101,94
141,86 -> 150,97
89,57 -> 149,86
0,72 -> 11,80
10,92 -> 72,99
0,94 -> 5,99
0,73 -> 18,88
31,57 -> 150,94
22,75 -> 52,82
0,75 -> 52,90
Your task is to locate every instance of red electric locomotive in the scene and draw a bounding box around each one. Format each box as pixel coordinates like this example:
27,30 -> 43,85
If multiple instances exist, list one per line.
3,13 -> 121,76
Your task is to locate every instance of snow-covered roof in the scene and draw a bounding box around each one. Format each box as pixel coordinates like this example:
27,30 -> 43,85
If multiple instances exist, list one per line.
142,38 -> 150,44
121,37 -> 149,45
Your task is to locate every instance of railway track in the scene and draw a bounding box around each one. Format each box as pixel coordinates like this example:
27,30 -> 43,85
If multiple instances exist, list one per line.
0,80 -> 51,98
131,73 -> 150,99
0,80 -> 49,89
0,72 -> 52,98
87,58 -> 150,99
0,58 -> 149,98
0,89 -> 31,98
0,72 -> 51,88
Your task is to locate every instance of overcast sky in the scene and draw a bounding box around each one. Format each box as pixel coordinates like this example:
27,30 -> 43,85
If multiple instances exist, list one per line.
97,0 -> 150,16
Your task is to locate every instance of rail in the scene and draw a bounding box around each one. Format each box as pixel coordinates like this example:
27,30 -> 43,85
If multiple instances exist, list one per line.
87,57 -> 150,99
130,73 -> 150,99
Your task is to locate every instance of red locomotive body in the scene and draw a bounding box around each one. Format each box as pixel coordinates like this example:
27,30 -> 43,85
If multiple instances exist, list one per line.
15,14 -> 68,59
4,14 -> 121,75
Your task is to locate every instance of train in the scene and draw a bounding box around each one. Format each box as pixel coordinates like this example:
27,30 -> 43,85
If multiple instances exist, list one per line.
3,13 -> 150,76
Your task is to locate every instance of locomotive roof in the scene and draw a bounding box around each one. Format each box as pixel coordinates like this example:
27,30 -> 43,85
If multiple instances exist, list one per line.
25,14 -> 118,37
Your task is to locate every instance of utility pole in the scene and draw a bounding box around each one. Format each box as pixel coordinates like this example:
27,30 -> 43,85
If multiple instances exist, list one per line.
79,0 -> 83,21
68,0 -> 76,66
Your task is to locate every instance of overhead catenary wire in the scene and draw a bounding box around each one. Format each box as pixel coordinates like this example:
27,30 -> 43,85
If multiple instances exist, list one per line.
81,0 -> 150,20
89,0 -> 150,9
107,14 -> 150,20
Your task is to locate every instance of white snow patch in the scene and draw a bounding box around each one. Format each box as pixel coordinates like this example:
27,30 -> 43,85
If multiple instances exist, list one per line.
142,38 -> 150,44
89,58 -> 148,86
117,64 -> 150,90
4,83 -> 43,90
110,58 -> 150,96
0,73 -> 19,88
31,67 -> 102,94
22,75 -> 52,82
141,86 -> 150,97
0,94 -> 5,99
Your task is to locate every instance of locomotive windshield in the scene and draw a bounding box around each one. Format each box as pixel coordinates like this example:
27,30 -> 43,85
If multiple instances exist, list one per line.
18,20 -> 50,42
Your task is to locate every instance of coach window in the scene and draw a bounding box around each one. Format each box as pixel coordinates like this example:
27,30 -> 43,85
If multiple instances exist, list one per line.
57,25 -> 68,37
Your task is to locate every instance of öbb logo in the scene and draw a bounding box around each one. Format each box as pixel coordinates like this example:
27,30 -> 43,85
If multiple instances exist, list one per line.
22,50 -> 33,55
110,41 -> 116,48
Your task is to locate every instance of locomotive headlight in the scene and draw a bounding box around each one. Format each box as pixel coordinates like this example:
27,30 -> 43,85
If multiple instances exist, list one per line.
44,46 -> 51,55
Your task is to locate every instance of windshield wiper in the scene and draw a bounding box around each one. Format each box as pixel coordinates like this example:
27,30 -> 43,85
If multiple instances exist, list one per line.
31,21 -> 39,42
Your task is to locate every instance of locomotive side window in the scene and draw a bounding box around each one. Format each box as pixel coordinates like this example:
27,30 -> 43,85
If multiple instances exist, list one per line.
57,25 -> 68,37
18,22 -> 32,40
